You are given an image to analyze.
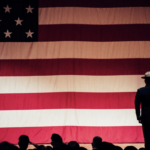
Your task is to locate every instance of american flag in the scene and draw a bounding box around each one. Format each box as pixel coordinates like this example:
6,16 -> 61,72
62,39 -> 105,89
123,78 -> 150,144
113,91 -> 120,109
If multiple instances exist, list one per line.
0,0 -> 150,144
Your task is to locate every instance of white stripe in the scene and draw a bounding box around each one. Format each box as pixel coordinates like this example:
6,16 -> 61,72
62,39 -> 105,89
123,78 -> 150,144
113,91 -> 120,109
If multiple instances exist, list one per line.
39,7 -> 150,25
0,75 -> 144,93
0,109 -> 140,127
0,41 -> 150,59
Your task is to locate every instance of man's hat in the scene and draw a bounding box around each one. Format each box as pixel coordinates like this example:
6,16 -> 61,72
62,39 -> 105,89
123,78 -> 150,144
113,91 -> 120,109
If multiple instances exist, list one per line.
141,71 -> 150,79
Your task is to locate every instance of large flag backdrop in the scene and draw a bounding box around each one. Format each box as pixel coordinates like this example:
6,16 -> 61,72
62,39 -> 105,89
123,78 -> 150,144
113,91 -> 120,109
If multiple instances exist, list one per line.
0,0 -> 150,144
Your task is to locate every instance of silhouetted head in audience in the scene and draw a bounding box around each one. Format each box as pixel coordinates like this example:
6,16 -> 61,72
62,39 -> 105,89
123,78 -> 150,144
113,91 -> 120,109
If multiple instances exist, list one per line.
51,134 -> 63,148
124,146 -> 137,150
0,141 -> 8,150
0,141 -> 19,150
51,133 -> 69,150
68,141 -> 79,150
18,135 -> 30,150
92,136 -> 102,149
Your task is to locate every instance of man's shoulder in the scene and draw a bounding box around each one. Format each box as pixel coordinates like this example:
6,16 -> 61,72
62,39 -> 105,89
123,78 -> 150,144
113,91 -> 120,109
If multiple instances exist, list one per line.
138,86 -> 146,91
137,85 -> 150,93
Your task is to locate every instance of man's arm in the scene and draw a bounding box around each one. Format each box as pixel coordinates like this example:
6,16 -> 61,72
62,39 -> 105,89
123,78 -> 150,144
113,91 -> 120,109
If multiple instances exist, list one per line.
135,89 -> 141,123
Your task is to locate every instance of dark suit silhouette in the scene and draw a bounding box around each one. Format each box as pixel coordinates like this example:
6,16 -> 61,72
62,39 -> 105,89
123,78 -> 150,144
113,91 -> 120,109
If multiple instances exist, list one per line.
135,72 -> 150,150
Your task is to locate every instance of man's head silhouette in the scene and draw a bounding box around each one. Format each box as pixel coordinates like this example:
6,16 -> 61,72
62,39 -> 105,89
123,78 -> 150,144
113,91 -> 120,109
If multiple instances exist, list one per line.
18,135 -> 29,150
92,136 -> 102,149
51,133 -> 63,148
141,71 -> 150,85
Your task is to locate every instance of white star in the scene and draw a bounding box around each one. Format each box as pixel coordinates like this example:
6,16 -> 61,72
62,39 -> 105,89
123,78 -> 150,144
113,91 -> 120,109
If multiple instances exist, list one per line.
3,5 -> 12,13
15,17 -> 23,26
25,30 -> 34,38
4,30 -> 12,38
26,5 -> 34,13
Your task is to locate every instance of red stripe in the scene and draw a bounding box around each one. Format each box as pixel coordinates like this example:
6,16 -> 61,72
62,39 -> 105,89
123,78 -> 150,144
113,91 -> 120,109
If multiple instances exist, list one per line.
38,25 -> 150,42
39,0 -> 150,8
0,126 -> 143,144
0,59 -> 149,76
0,92 -> 136,110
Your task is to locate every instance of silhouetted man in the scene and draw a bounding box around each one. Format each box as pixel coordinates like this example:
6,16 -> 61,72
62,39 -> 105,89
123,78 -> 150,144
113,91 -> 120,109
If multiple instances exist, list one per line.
135,71 -> 150,150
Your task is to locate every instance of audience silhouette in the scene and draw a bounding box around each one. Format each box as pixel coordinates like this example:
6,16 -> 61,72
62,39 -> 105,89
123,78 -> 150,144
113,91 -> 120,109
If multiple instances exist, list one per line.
0,133 -> 146,150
